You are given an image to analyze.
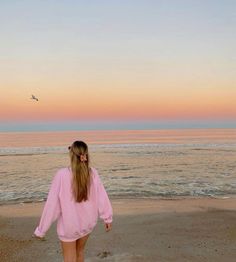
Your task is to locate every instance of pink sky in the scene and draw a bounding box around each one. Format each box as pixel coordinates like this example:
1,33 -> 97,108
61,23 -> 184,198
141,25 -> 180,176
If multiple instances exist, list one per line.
0,85 -> 235,121
0,1 -> 235,125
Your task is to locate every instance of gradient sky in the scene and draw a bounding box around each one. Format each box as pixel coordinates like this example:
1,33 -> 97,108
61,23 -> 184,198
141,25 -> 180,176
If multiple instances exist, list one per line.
0,0 -> 235,130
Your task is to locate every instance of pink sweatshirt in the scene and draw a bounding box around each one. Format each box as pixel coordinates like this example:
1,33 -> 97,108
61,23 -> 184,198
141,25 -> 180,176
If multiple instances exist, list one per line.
34,167 -> 113,242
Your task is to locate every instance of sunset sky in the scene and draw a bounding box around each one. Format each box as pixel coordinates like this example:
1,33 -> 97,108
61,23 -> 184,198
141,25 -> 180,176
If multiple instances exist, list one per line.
0,1 -> 235,131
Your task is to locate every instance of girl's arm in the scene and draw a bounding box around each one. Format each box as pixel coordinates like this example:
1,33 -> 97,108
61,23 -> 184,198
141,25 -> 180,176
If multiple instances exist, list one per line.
34,170 -> 62,238
96,171 -> 113,224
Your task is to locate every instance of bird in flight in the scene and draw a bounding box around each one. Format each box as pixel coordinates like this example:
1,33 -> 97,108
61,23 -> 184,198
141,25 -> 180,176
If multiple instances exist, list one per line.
31,95 -> 39,101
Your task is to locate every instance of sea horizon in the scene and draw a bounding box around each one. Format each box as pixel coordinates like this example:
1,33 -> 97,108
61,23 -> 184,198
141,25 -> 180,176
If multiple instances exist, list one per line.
0,119 -> 236,133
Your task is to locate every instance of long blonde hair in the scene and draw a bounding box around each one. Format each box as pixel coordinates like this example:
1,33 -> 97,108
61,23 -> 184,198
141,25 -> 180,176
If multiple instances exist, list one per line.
69,141 -> 91,202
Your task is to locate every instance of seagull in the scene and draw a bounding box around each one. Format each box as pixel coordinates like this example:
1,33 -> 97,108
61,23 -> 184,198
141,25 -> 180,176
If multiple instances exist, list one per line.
31,95 -> 39,101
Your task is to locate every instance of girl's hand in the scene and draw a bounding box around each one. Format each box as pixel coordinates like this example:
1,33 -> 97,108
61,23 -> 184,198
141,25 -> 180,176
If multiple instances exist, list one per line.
32,234 -> 46,241
105,223 -> 112,232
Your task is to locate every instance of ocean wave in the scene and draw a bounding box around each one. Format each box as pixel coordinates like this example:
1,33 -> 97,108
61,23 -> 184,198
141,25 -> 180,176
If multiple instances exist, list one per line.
0,142 -> 236,156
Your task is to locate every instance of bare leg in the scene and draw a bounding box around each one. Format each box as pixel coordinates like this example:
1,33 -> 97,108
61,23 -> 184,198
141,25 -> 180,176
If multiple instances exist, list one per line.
76,234 -> 90,262
61,240 -> 77,262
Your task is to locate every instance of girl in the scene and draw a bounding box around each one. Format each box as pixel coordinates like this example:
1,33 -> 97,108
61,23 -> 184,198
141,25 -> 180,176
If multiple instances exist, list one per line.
33,141 -> 113,262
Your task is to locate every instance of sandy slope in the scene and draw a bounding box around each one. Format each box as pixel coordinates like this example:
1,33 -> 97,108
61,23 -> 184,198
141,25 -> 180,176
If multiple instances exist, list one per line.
0,198 -> 236,262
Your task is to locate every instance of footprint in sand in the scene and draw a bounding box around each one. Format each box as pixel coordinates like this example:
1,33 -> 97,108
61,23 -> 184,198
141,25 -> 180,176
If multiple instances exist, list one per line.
96,251 -> 112,258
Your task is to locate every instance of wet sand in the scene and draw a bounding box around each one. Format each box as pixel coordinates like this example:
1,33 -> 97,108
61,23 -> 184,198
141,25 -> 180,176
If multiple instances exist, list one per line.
0,198 -> 236,262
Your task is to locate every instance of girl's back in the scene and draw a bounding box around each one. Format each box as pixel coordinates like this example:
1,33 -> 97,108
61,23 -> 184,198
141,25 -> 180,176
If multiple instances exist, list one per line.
34,166 -> 113,242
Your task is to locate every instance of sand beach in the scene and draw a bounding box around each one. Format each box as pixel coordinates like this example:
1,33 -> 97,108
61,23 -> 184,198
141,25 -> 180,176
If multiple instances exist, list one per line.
0,197 -> 236,262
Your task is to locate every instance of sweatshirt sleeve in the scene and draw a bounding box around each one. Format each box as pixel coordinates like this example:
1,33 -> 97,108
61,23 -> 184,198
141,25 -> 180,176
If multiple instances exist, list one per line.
96,170 -> 113,224
34,170 -> 62,238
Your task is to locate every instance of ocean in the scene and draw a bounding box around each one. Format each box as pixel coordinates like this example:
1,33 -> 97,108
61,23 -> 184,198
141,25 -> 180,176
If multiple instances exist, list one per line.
0,129 -> 235,204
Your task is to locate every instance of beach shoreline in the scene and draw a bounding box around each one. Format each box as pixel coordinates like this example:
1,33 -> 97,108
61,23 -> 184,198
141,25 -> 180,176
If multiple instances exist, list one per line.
1,194 -> 236,207
1,197 -> 236,261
